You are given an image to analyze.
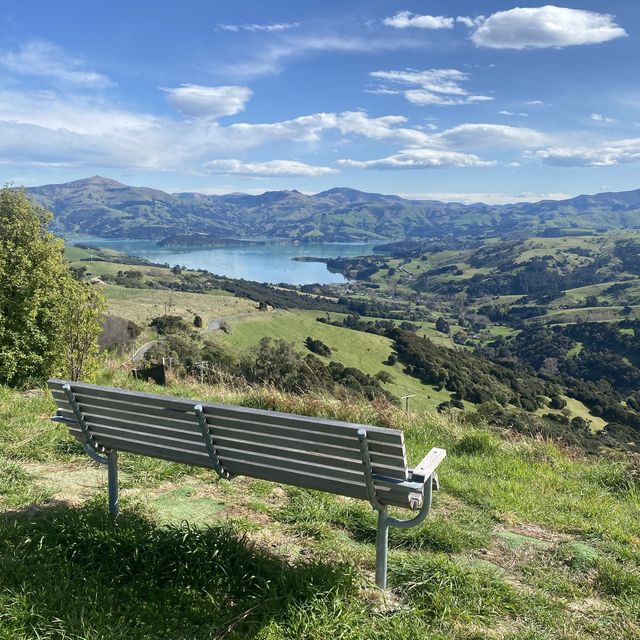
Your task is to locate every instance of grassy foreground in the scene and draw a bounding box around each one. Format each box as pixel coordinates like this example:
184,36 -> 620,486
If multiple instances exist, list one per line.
1,371 -> 639,639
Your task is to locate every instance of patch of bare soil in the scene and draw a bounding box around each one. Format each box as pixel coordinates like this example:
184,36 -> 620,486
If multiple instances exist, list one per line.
21,461 -> 108,506
496,522 -> 573,544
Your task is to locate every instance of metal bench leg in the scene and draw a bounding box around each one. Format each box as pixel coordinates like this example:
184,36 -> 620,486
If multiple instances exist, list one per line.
107,451 -> 119,517
62,383 -> 118,516
376,506 -> 390,589
358,429 -> 439,590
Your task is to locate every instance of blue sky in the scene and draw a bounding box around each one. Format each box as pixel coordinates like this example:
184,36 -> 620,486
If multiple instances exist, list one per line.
1,1 -> 639,202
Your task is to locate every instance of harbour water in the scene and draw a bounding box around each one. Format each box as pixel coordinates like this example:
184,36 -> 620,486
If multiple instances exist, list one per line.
67,237 -> 377,285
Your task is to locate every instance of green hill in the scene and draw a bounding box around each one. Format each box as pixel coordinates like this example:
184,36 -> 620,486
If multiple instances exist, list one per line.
26,176 -> 640,242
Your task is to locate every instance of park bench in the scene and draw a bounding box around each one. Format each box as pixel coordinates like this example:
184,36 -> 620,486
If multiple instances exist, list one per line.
48,378 -> 446,588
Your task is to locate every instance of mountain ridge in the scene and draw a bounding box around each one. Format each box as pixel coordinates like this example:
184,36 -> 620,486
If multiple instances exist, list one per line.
26,176 -> 640,242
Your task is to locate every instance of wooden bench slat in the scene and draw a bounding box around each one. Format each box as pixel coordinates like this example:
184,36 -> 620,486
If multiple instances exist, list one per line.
54,402 -> 201,436
52,392 -> 407,461
55,406 -> 404,473
65,426 -> 415,507
66,415 -> 407,480
65,419 -> 406,479
219,456 -> 417,507
81,427 -> 384,485
49,380 -> 405,444
208,425 -> 406,476
66,426 -> 211,466
55,408 -> 204,444
51,391 -> 199,427
203,413 -> 406,459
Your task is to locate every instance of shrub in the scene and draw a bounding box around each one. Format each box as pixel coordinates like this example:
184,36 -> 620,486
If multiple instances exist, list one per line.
305,336 -> 332,357
150,315 -> 189,335
0,188 -> 104,386
435,316 -> 451,334
100,316 -> 141,352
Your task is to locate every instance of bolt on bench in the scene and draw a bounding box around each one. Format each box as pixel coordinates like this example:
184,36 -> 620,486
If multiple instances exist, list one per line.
48,379 -> 446,588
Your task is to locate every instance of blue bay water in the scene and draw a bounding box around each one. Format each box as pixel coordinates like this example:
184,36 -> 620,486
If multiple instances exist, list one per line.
66,237 -> 377,285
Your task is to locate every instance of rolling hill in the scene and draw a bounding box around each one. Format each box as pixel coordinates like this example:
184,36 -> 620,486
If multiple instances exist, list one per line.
26,175 -> 640,242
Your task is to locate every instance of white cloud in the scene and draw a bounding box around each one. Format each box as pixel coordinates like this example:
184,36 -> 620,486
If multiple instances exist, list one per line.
591,113 -> 616,124
204,159 -> 337,177
218,33 -> 425,78
499,110 -> 528,117
533,138 -> 640,166
0,84 -> 438,173
526,100 -> 546,106
369,68 -> 492,106
338,148 -> 494,170
472,6 -> 627,49
398,191 -> 571,204
383,11 -> 454,30
405,90 -> 493,106
161,85 -> 252,120
216,22 -> 299,33
0,89 -> 160,136
0,40 -> 113,88
436,124 -> 549,149
364,87 -> 402,96
456,16 -> 485,28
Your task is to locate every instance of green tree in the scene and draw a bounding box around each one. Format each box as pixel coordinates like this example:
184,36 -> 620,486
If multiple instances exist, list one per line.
0,187 -> 104,386
58,281 -> 106,381
435,316 -> 451,334
0,189 -> 62,385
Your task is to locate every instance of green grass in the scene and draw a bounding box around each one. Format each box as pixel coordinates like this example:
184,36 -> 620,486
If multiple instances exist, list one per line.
99,284 -> 257,327
211,310 -> 454,411
1,376 -> 640,638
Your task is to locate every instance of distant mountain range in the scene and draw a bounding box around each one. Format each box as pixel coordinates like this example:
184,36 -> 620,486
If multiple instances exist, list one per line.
26,176 -> 640,242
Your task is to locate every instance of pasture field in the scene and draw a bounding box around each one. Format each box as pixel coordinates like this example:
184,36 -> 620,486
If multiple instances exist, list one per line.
101,284 -> 255,328
210,310 -> 454,412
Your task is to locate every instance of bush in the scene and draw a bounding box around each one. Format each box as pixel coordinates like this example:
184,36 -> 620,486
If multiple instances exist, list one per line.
100,316 -> 141,352
375,370 -> 393,384
0,188 -> 104,386
305,336 -> 332,357
145,335 -> 201,374
150,315 -> 189,335
435,317 -> 451,334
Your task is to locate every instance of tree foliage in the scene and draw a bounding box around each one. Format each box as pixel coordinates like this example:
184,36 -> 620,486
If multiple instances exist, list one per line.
0,188 -> 99,386
0,188 -> 105,386
58,280 -> 106,381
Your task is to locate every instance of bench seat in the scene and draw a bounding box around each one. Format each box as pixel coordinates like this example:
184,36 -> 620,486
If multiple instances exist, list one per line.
48,378 -> 446,588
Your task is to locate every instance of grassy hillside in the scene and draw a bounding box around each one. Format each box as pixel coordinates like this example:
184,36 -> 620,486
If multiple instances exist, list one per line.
100,285 -> 257,328
1,372 -> 639,639
28,176 -> 640,242
211,310 -> 454,412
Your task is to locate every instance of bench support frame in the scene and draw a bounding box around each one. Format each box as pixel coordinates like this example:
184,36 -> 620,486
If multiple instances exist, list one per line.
61,384 -> 119,517
357,429 -> 438,589
194,405 -> 233,480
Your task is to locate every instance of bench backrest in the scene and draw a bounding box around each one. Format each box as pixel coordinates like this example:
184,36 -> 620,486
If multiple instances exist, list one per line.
48,379 -> 416,508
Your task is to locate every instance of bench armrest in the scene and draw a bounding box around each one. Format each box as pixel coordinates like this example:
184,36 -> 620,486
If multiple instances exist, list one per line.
410,447 -> 446,484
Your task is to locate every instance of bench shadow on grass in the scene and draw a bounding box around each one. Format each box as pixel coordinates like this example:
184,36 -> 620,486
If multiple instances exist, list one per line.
0,500 -> 358,639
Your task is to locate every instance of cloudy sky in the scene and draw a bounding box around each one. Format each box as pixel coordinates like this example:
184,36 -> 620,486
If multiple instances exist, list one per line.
1,1 -> 639,202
